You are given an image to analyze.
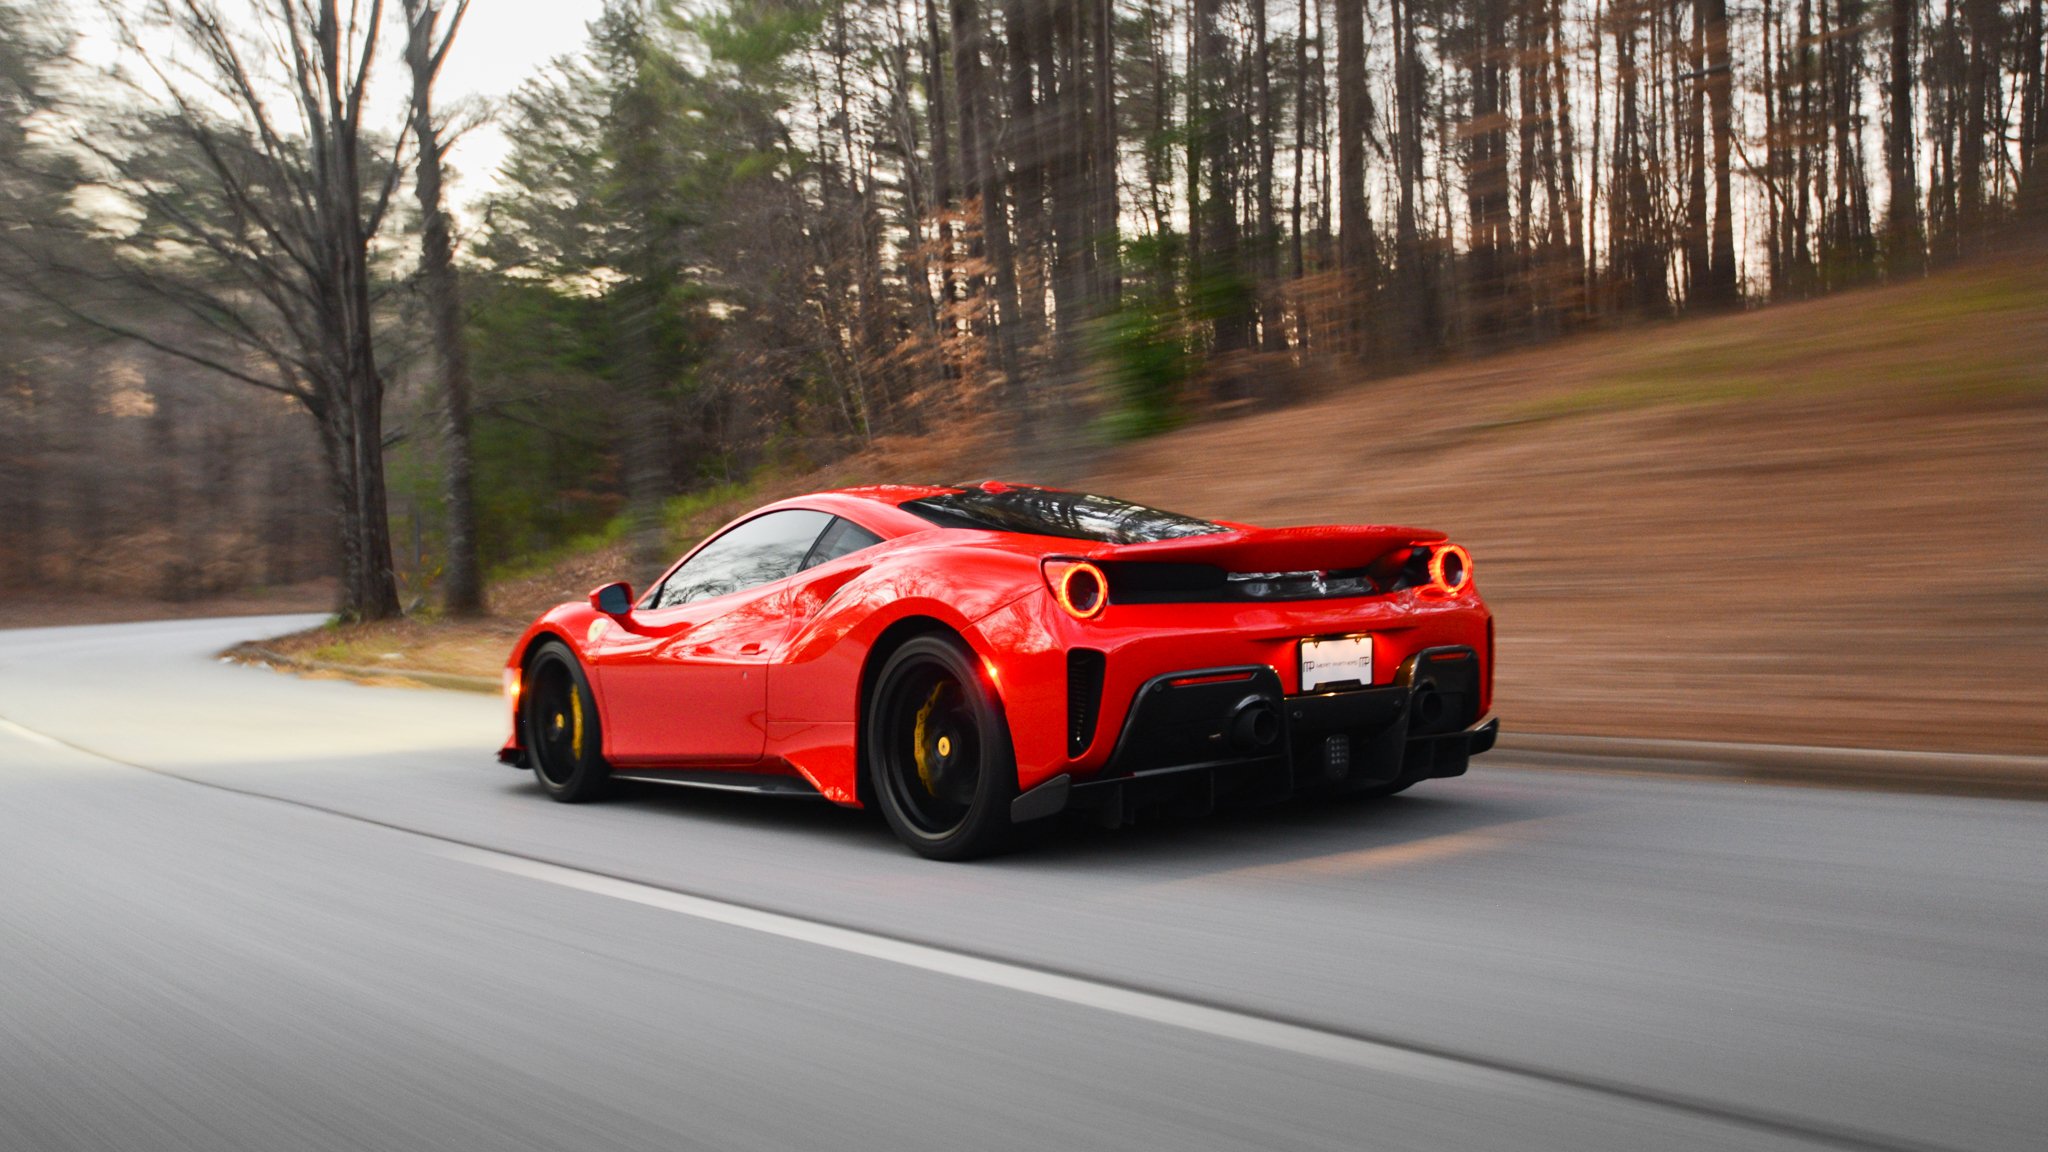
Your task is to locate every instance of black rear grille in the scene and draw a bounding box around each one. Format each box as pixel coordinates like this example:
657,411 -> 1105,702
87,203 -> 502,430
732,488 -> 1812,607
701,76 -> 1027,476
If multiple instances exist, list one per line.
1067,649 -> 1107,756
1101,561 -> 1388,604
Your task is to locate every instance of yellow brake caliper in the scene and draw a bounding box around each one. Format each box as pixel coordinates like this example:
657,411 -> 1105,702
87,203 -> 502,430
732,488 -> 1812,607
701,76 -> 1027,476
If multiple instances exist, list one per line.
569,685 -> 585,761
912,682 -> 945,795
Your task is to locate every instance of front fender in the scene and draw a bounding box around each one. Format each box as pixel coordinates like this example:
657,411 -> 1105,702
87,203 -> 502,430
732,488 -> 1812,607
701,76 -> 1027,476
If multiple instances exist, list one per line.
498,603 -> 609,764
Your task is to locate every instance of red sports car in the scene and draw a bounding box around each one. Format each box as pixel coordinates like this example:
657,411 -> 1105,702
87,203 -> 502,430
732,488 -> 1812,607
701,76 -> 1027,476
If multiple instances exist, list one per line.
498,483 -> 1497,859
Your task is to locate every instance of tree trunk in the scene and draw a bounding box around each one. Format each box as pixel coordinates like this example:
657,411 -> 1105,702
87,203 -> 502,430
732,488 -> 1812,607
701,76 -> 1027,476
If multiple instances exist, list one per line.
1685,0 -> 1710,303
1254,0 -> 1282,350
2023,0 -> 2047,214
1702,0 -> 1739,304
1466,0 -> 1512,342
951,0 -> 1026,418
1959,0 -> 1993,243
1092,0 -> 1119,308
403,0 -> 484,616
1291,0 -> 1309,290
924,0 -> 957,313
1550,0 -> 1585,313
1004,0 -> 1047,329
1885,0 -> 1925,267
1196,0 -> 1251,351
1338,0 -> 1377,356
1392,0 -> 1433,351
313,394 -> 401,623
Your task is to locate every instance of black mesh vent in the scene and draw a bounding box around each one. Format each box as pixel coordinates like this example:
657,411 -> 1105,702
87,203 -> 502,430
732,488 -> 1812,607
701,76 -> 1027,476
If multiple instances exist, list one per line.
1067,649 -> 1107,756
1101,561 -> 1386,603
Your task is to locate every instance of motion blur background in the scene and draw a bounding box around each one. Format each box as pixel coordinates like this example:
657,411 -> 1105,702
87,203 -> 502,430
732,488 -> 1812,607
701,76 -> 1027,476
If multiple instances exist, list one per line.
1,0 -> 2042,758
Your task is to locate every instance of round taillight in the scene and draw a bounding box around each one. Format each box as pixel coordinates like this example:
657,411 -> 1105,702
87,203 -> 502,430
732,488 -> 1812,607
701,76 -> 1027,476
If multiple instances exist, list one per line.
1428,544 -> 1473,595
1056,561 -> 1108,619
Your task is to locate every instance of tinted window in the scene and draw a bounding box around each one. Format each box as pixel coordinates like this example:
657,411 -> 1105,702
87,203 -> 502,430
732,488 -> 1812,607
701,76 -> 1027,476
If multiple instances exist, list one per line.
801,517 -> 884,570
654,510 -> 833,607
900,487 -> 1222,545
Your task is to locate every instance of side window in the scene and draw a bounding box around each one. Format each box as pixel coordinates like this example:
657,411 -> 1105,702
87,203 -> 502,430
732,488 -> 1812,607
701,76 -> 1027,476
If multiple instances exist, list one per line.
654,510 -> 833,607
801,517 -> 884,571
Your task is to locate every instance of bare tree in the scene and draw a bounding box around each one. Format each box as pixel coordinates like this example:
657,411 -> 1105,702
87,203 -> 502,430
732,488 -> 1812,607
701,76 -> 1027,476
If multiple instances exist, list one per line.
31,0 -> 408,620
401,0 -> 483,616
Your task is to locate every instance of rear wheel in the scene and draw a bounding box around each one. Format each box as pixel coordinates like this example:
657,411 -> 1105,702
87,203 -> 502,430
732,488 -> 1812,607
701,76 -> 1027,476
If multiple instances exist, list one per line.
523,641 -> 610,803
866,634 -> 1017,860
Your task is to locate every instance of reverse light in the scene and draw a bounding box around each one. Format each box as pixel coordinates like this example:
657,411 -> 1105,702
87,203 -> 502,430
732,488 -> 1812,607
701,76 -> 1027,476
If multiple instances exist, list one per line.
1045,559 -> 1108,620
1427,543 -> 1473,595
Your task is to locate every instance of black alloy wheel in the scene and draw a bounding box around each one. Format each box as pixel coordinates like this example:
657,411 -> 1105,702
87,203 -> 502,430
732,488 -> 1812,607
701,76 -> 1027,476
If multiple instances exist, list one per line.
523,640 -> 611,802
866,634 -> 1018,860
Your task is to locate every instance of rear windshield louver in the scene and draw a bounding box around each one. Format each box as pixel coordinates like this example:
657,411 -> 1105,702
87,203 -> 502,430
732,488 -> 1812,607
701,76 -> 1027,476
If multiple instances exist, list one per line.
1101,561 -> 1383,604
1067,649 -> 1106,756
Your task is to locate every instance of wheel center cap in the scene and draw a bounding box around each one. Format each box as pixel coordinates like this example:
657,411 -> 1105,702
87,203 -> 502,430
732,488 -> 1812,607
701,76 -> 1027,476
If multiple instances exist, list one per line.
936,734 -> 953,758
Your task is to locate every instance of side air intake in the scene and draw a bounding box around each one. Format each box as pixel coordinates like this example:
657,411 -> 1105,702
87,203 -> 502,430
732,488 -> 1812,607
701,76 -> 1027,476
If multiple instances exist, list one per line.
1067,649 -> 1107,756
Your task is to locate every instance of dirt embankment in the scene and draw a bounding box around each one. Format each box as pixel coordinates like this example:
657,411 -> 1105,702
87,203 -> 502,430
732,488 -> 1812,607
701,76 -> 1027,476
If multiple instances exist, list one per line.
1088,260 -> 2048,754
160,256 -> 2048,756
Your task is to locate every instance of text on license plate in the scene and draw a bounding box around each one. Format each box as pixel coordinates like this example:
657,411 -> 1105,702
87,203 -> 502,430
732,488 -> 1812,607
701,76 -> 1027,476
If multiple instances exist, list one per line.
1300,635 -> 1373,691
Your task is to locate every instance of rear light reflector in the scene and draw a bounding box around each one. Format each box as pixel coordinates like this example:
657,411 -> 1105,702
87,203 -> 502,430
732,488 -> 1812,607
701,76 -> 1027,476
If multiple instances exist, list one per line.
1427,543 -> 1473,595
1045,559 -> 1108,619
1165,671 -> 1256,688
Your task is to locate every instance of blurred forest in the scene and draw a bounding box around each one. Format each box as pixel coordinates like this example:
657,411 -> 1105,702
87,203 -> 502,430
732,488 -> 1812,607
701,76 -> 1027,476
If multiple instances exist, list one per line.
1,0 -> 2043,619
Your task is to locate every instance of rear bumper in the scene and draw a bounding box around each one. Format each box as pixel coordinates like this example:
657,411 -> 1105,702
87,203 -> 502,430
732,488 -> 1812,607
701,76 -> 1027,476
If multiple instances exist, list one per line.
1010,646 -> 1496,824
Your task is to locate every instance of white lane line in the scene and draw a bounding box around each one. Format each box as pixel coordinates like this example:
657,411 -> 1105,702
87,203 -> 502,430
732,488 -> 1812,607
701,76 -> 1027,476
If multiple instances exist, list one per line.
0,716 -> 69,750
0,709 -> 1937,1152
441,845 -> 1527,1092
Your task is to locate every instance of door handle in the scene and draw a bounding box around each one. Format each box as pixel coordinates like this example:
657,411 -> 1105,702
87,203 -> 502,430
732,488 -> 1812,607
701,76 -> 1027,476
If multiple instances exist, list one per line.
739,642 -> 764,656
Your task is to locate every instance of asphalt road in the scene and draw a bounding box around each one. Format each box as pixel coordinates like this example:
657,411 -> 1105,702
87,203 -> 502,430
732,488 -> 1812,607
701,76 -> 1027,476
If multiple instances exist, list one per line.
1,616 -> 2043,1152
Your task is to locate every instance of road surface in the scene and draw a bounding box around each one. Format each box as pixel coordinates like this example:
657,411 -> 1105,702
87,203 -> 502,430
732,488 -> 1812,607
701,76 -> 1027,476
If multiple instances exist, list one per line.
1,615 -> 2043,1152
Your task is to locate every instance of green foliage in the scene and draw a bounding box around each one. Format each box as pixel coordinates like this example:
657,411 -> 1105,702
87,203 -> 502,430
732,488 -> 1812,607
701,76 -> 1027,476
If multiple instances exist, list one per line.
1097,232 -> 1196,442
686,0 -> 828,72
457,277 -> 625,570
662,481 -> 751,546
487,516 -> 629,584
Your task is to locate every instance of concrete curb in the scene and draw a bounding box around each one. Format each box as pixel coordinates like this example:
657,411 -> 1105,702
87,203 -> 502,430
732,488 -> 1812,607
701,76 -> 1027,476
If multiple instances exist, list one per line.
1494,732 -> 2048,799
227,646 -> 500,695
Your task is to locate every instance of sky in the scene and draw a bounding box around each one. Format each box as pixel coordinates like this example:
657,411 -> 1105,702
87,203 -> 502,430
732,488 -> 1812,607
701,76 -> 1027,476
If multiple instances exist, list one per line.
58,1 -> 610,221
433,0 -> 608,214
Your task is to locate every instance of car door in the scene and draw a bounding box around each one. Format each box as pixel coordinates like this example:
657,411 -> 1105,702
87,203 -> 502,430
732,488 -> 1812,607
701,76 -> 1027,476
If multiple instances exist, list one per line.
768,516 -> 888,723
590,509 -> 833,766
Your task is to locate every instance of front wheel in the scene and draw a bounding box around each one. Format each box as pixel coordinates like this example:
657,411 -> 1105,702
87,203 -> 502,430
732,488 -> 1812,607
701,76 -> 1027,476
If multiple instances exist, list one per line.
523,640 -> 611,803
865,634 -> 1018,860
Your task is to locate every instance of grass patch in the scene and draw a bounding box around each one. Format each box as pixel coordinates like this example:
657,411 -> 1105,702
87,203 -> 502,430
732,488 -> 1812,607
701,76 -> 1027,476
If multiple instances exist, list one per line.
663,482 -> 753,548
1501,264 -> 2048,424
487,517 -> 629,584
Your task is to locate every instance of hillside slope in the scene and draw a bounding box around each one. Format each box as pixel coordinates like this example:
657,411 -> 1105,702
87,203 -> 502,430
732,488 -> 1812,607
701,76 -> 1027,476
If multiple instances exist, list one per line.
1090,257 -> 2048,753
259,255 -> 2048,755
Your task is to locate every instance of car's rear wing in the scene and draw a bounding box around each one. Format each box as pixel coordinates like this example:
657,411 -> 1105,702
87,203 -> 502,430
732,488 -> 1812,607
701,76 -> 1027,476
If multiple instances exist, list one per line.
1098,524 -> 1445,572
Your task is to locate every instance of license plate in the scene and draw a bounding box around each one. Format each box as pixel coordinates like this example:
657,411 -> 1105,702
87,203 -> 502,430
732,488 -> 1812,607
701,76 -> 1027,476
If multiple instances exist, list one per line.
1300,635 -> 1373,691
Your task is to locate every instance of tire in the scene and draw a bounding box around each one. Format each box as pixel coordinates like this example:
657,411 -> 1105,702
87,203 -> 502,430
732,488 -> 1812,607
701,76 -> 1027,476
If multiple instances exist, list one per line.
522,640 -> 611,803
864,634 -> 1018,860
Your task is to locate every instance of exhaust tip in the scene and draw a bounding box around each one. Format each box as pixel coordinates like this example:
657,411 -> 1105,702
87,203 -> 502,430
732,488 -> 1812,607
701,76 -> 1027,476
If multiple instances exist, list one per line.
1413,682 -> 1447,728
1229,697 -> 1281,751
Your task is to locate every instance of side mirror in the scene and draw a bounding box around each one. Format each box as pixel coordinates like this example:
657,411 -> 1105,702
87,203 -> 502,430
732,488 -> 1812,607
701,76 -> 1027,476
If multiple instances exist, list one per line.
589,582 -> 634,617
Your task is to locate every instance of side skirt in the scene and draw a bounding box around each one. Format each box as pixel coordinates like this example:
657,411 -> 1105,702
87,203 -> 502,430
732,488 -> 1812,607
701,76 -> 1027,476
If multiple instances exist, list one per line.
610,769 -> 829,800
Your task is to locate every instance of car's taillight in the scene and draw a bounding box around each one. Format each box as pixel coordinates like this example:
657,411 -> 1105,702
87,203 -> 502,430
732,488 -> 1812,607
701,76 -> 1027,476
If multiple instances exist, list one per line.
1426,543 -> 1473,595
1045,559 -> 1108,619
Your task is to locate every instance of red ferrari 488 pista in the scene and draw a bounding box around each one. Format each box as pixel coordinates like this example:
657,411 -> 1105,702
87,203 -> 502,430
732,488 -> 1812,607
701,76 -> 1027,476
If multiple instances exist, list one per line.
499,483 -> 1497,858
